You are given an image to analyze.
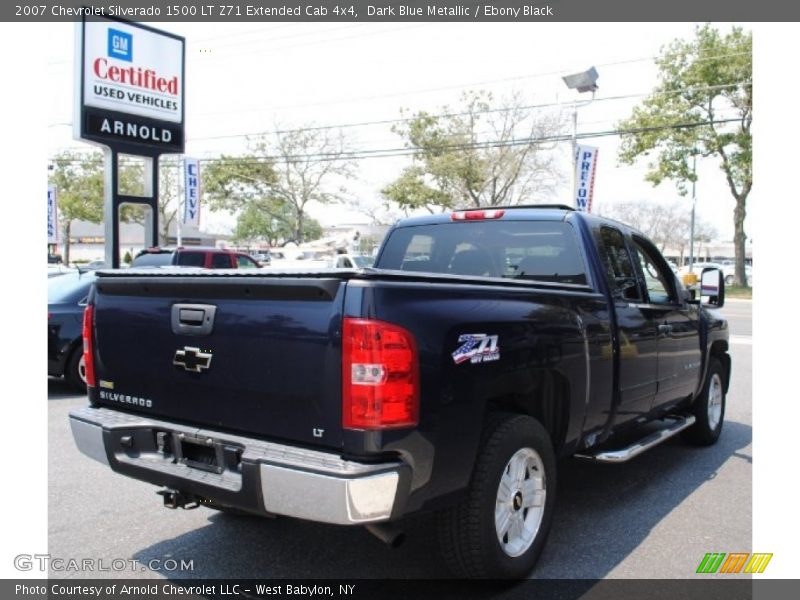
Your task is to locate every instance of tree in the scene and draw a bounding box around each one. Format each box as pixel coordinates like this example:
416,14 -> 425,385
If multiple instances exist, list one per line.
382,90 -> 565,212
617,24 -> 752,284
203,127 -> 354,243
231,202 -> 322,246
48,151 -> 104,264
49,151 -> 183,263
120,158 -> 181,246
604,200 -> 716,264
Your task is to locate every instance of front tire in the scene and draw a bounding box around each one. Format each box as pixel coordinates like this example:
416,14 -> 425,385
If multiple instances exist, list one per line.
437,414 -> 557,578
682,357 -> 726,446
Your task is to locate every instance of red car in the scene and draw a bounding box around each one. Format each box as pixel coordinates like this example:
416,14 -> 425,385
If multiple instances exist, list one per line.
131,247 -> 261,269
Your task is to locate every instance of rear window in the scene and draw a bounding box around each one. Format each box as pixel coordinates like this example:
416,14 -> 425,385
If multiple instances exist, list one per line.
377,220 -> 587,285
132,252 -> 173,267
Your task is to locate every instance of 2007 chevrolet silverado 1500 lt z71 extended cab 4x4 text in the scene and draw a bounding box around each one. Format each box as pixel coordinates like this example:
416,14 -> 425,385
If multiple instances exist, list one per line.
69,205 -> 729,578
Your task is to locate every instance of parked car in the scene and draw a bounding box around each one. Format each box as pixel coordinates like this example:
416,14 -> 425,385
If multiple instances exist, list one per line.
48,271 -> 96,391
250,252 -> 271,265
48,253 -> 63,264
70,205 -> 729,578
131,247 -> 260,269
329,253 -> 374,268
679,261 -> 752,286
47,265 -> 75,278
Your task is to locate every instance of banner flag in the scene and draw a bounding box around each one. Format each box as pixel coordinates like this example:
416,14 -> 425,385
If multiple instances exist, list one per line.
574,145 -> 599,213
184,158 -> 201,227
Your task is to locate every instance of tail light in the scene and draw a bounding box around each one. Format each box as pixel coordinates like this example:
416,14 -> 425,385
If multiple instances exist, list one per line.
342,318 -> 419,429
82,305 -> 96,388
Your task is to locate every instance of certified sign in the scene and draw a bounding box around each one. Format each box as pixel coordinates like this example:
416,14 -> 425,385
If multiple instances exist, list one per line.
82,20 -> 183,123
75,17 -> 185,153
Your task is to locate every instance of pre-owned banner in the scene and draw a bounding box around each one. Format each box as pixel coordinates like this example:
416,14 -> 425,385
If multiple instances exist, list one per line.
574,145 -> 598,213
184,157 -> 201,227
48,185 -> 58,244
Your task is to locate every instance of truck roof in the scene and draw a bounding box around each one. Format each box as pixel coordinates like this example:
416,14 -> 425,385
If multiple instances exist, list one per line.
393,204 -> 576,228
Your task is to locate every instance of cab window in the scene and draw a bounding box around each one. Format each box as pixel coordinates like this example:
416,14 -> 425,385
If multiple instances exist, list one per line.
631,236 -> 678,304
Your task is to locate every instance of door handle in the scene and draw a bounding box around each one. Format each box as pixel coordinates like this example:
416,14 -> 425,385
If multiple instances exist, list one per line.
658,324 -> 673,335
171,303 -> 217,336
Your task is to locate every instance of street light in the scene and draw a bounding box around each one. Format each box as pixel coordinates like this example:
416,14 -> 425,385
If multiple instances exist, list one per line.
562,67 -> 599,208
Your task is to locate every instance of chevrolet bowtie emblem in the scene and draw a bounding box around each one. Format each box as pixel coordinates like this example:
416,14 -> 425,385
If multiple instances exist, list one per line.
173,347 -> 213,373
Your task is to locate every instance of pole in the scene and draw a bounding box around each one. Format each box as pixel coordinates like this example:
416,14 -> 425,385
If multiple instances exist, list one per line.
177,157 -> 183,247
689,154 -> 696,272
569,92 -> 594,209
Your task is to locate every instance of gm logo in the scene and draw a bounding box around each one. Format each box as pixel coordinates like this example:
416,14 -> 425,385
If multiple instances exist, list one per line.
107,28 -> 132,62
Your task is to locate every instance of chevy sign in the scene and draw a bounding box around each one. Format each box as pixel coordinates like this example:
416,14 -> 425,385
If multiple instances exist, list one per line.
184,158 -> 201,227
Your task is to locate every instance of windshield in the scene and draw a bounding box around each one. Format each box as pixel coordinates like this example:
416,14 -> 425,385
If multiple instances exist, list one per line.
377,220 -> 587,285
48,273 -> 95,304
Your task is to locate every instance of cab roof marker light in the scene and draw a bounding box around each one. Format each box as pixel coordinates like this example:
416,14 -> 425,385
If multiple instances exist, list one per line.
451,209 -> 506,221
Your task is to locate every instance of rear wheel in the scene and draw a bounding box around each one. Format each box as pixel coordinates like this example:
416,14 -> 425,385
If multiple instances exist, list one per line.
65,346 -> 87,393
682,357 -> 726,446
437,414 -> 556,578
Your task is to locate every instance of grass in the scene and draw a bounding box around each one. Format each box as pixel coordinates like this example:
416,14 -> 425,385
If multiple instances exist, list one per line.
726,285 -> 752,299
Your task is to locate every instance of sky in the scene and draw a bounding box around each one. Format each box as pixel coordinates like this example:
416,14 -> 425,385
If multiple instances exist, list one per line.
45,21 -> 749,240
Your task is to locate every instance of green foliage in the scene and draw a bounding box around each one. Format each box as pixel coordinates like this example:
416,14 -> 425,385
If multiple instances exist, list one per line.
203,127 -> 353,243
232,202 -> 293,245
122,250 -> 133,265
49,151 -> 105,224
383,90 -> 564,212
617,24 -> 752,284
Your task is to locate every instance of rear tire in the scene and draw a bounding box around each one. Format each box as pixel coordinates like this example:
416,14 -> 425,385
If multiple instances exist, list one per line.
682,357 -> 726,446
65,346 -> 87,393
437,414 -> 556,578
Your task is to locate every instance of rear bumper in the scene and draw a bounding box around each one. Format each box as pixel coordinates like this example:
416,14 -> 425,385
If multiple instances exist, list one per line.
69,406 -> 408,525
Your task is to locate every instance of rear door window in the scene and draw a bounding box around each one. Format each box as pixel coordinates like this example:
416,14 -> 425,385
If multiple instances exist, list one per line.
593,226 -> 641,301
378,220 -> 587,284
210,253 -> 232,269
176,252 -> 206,267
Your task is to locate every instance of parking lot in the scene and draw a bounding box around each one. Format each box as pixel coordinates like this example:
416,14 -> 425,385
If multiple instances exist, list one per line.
47,300 -> 752,579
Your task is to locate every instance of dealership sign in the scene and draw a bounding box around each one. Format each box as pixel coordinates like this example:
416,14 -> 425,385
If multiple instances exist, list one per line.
75,17 -> 185,153
573,145 -> 599,213
47,185 -> 58,244
184,158 -> 201,227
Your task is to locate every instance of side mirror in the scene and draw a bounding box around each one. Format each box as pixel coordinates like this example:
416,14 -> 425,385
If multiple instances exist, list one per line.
700,268 -> 725,308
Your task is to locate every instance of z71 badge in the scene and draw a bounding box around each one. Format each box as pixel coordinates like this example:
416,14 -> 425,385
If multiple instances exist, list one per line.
452,334 -> 500,365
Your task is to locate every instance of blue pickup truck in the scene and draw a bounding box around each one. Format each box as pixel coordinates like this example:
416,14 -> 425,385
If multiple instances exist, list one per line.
69,205 -> 729,578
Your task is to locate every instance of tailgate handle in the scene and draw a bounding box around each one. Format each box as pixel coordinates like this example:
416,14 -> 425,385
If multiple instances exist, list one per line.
171,303 -> 217,336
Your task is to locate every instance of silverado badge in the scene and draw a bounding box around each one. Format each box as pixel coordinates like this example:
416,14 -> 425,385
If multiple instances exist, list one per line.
173,347 -> 213,373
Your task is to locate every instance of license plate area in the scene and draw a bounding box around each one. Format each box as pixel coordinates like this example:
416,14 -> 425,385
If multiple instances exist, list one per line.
176,435 -> 223,474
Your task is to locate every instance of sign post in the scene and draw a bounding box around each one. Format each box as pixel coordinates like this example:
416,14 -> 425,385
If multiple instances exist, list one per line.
75,16 -> 185,267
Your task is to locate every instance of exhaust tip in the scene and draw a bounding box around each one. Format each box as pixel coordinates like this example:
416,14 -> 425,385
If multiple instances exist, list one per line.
365,523 -> 406,548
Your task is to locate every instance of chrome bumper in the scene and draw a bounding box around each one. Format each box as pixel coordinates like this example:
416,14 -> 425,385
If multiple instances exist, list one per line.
69,406 -> 404,525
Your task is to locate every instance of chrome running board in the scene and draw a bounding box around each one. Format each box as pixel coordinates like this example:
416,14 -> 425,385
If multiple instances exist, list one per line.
574,415 -> 696,463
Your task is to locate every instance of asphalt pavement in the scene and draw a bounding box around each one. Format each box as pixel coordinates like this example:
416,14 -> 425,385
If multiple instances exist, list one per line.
46,301 -> 752,580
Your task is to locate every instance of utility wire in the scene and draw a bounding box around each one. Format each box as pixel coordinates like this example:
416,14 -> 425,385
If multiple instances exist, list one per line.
184,81 -> 751,142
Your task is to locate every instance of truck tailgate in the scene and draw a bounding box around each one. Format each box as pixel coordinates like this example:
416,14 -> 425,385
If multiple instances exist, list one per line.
90,274 -> 346,449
